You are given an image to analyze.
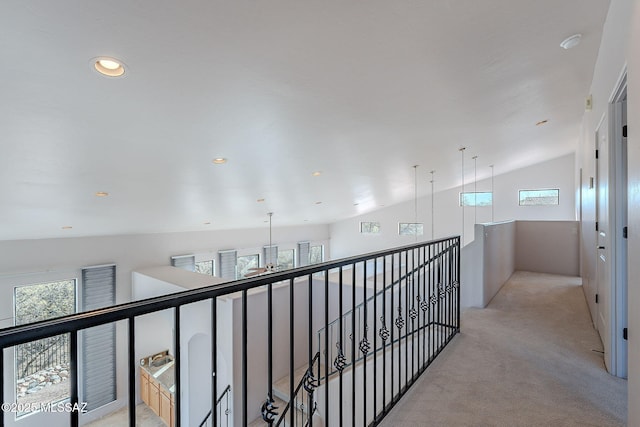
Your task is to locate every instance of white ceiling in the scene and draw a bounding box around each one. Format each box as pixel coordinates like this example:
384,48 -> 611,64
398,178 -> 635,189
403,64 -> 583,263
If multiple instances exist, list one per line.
0,1 -> 610,240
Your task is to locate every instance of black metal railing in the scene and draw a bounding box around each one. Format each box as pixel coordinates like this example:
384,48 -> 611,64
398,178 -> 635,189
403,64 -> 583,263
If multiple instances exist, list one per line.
0,236 -> 460,427
199,385 -> 232,427
15,334 -> 69,378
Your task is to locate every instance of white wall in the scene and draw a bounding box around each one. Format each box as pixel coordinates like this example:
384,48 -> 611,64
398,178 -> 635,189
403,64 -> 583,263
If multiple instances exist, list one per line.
626,2 -> 640,425
575,0 -> 639,422
0,224 -> 328,427
330,153 -> 575,259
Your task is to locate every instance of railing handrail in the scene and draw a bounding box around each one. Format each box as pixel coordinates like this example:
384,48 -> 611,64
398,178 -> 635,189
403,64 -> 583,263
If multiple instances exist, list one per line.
198,384 -> 231,427
275,352 -> 320,427
0,236 -> 459,348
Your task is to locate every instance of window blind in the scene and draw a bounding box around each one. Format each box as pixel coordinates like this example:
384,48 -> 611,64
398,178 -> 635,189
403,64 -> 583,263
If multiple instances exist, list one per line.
81,264 -> 116,412
171,254 -> 195,271
263,245 -> 278,266
219,251 -> 237,280
298,242 -> 310,267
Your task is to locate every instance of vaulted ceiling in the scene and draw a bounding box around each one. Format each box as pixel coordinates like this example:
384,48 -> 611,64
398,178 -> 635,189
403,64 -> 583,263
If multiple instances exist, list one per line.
0,1 -> 610,240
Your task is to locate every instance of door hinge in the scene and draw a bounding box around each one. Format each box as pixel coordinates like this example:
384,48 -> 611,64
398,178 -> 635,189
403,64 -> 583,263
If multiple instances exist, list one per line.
596,222 -> 599,232
595,149 -> 599,159
595,294 -> 599,304
623,226 -> 628,239
623,125 -> 627,138
624,328 -> 628,340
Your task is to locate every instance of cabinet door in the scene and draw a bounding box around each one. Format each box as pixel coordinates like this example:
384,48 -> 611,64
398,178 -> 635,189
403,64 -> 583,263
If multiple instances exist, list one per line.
149,381 -> 160,415
160,390 -> 172,426
140,370 -> 149,405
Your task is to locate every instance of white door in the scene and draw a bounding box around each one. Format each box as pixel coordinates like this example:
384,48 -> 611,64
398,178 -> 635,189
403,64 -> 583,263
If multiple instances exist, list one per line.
596,116 -> 613,372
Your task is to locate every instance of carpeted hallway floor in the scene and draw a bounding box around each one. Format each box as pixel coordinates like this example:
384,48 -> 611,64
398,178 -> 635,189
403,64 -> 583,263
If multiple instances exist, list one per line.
380,271 -> 627,427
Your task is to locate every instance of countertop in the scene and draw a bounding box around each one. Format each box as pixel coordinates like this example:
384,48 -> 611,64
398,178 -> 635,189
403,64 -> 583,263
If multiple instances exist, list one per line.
142,359 -> 175,394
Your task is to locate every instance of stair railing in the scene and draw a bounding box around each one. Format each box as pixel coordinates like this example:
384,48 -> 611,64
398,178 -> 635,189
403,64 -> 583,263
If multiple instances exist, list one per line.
273,351 -> 320,427
198,384 -> 231,427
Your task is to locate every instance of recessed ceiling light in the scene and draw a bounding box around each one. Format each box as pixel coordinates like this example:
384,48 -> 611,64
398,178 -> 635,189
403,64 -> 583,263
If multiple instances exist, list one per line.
312,171 -> 322,176
203,221 -> 211,225
61,226 -> 73,230
315,201 -> 322,205
257,198 -> 265,203
212,158 -> 227,164
536,119 -> 549,126
93,57 -> 126,77
560,34 -> 582,50
95,191 -> 109,197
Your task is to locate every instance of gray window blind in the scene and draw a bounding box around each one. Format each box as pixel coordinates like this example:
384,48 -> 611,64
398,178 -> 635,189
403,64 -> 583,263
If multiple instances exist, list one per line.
219,250 -> 237,280
171,254 -> 195,271
263,245 -> 278,266
81,265 -> 116,412
298,242 -> 310,267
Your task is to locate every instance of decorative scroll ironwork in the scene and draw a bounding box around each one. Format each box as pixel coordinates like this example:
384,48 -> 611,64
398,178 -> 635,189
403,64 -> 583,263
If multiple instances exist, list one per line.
261,396 -> 279,423
409,306 -> 418,320
439,282 -> 446,299
333,342 -> 346,372
418,295 -> 429,312
379,316 -> 390,341
359,325 -> 370,355
303,367 -> 319,393
395,306 -> 405,330
430,293 -> 438,306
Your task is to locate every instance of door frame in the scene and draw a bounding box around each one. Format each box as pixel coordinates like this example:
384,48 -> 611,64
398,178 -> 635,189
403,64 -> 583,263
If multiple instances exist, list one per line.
610,71 -> 628,378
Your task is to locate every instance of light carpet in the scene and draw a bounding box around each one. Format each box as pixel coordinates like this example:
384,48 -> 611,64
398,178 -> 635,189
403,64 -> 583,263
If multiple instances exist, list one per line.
379,271 -> 627,427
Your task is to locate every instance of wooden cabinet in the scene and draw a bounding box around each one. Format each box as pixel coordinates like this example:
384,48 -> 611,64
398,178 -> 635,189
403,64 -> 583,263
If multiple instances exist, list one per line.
160,388 -> 172,426
140,369 -> 150,405
149,380 -> 160,415
140,367 -> 174,427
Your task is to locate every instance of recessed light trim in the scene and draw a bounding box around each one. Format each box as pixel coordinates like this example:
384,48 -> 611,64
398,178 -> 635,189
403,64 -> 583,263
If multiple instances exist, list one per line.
93,57 -> 126,77
95,191 -> 109,197
61,226 -> 73,230
312,171 -> 322,176
212,158 -> 227,164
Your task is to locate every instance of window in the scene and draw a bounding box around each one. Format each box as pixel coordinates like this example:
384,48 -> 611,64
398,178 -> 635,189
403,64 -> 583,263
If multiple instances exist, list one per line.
398,223 -> 424,236
237,254 -> 260,279
219,251 -> 237,280
171,255 -> 195,271
14,279 -> 76,417
278,249 -> 295,270
309,245 -> 324,264
298,242 -> 310,267
195,260 -> 215,276
81,265 -> 116,412
360,221 -> 381,234
459,192 -> 493,207
519,189 -> 559,206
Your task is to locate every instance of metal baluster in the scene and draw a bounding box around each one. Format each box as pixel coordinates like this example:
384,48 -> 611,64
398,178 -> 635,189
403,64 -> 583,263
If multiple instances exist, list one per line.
175,307 -> 182,427
242,290 -> 247,426
373,258 -> 378,421
324,271 -> 329,424
351,264 -> 356,424
308,274 -> 313,427
363,260 -> 368,425
338,266 -> 344,424
211,298 -> 218,427
290,278 -> 295,427
70,331 -> 79,427
128,317 -> 136,427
